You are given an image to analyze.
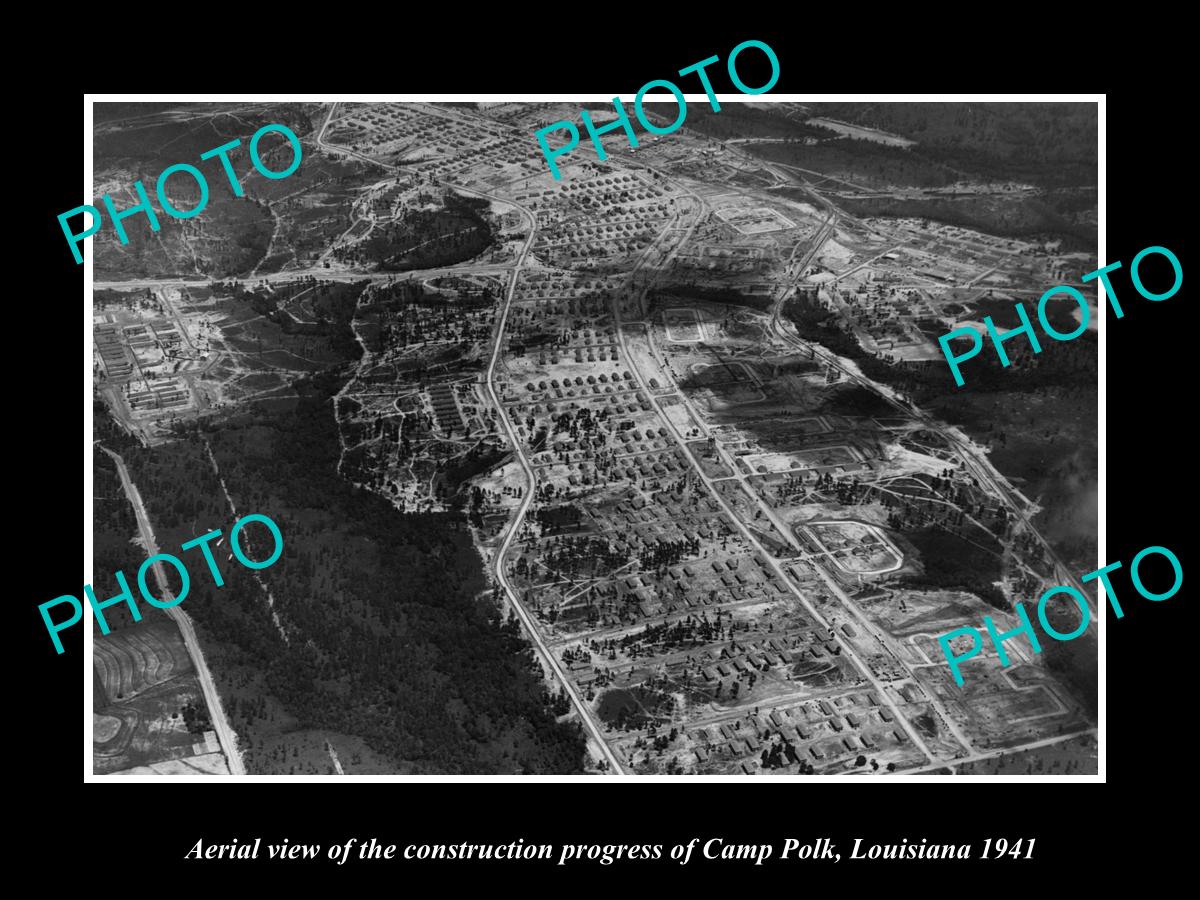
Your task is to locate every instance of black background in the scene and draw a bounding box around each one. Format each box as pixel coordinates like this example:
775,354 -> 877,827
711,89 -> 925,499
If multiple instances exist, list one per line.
21,22 -> 1189,886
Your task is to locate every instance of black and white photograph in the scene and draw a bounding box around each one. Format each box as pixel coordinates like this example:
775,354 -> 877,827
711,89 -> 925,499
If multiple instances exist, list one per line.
82,96 -> 1102,779
10,10 -> 1196,877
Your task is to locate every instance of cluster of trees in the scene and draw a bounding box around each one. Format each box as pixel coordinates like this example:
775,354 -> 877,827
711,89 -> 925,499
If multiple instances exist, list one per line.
637,537 -> 701,572
129,371 -> 586,774
893,525 -> 1007,611
337,194 -> 494,272
810,102 -> 1097,189
366,281 -> 494,352
552,406 -> 597,437
880,473 -> 1009,538
530,504 -> 582,533
651,284 -> 771,313
785,290 -> 1098,403
650,728 -> 679,753
180,701 -> 212,735
616,613 -> 727,654
92,411 -> 151,628
760,737 -> 804,770
600,685 -> 674,732
811,471 -> 869,507
537,536 -> 628,579
839,194 -> 1094,249
784,291 -> 872,366
213,278 -> 368,363
544,688 -> 572,717
561,646 -> 590,665
437,444 -> 507,502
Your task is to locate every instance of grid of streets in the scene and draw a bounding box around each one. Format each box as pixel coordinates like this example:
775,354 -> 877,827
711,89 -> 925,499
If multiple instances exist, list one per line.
91,100 -> 1098,776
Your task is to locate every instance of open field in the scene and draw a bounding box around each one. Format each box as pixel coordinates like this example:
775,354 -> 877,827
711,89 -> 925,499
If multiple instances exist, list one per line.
93,619 -> 230,775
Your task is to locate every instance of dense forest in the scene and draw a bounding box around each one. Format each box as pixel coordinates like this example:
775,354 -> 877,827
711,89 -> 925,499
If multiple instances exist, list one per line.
336,193 -> 494,271
807,102 -> 1098,188
675,104 -> 830,143
114,370 -> 585,774
701,103 -> 1096,242
95,263 -> 585,772
746,138 -> 957,190
214,278 -> 368,361
650,283 -> 771,312
92,408 -> 162,633
836,193 -> 1095,250
783,290 -> 1097,399
893,527 -> 1007,610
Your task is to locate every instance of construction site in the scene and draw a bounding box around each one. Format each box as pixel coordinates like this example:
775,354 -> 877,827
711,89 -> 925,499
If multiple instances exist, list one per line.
92,100 -> 1098,777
